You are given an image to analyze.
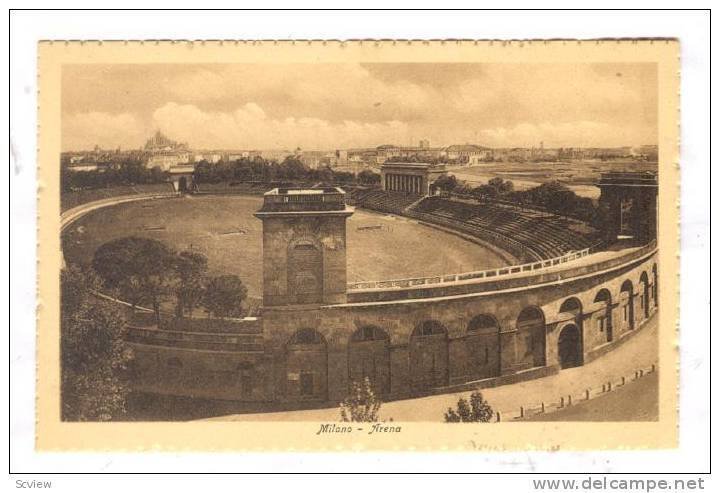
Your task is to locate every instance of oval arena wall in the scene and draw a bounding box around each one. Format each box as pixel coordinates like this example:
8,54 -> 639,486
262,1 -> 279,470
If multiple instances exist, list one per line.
62,193 -> 659,406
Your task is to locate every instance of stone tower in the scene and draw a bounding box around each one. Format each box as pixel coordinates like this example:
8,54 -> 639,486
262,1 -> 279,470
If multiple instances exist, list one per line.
254,187 -> 354,306
597,171 -> 658,244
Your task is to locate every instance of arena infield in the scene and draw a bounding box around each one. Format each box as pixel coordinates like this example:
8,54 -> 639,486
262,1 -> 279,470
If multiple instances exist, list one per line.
61,194 -> 509,298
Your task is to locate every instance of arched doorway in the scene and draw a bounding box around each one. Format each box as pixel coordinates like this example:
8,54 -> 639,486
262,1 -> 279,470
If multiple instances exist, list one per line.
620,280 -> 635,330
516,307 -> 546,367
558,324 -> 583,369
640,272 -> 650,319
288,241 -> 323,304
466,314 -> 501,378
409,320 -> 449,392
348,325 -> 390,395
594,288 -> 613,342
286,328 -> 327,400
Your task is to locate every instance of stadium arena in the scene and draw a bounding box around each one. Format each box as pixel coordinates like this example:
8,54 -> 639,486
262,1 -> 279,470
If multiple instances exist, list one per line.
60,163 -> 659,410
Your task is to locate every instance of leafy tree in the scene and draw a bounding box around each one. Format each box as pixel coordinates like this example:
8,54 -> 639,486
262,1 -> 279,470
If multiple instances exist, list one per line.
174,250 -> 208,317
444,391 -> 494,423
92,236 -> 177,324
433,174 -> 459,192
61,264 -> 134,421
339,377 -> 383,422
201,275 -> 247,319
357,169 -> 381,185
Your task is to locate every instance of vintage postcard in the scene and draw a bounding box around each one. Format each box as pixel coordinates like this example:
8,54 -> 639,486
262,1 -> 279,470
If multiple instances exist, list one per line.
37,39 -> 679,451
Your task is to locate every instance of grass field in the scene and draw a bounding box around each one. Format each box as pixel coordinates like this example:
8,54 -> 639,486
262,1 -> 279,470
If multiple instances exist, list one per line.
450,160 -> 658,199
62,195 -> 507,298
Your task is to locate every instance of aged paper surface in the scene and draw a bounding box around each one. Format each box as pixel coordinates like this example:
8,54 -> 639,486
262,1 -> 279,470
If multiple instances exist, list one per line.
37,40 -> 678,451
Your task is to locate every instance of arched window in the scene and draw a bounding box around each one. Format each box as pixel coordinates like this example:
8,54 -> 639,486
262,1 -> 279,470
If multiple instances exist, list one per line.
409,320 -> 449,390
559,297 -> 583,316
288,327 -> 326,346
620,280 -> 635,330
466,314 -> 501,378
593,288 -> 613,342
412,320 -> 447,337
351,325 -> 389,343
640,272 -> 650,318
348,326 -> 390,394
516,306 -> 546,367
286,328 -> 327,400
467,314 -> 499,333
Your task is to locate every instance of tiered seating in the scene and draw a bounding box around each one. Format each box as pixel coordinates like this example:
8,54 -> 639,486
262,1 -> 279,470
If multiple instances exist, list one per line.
61,186 -> 143,212
61,183 -> 178,212
131,183 -> 175,194
410,197 -> 602,261
350,190 -> 422,215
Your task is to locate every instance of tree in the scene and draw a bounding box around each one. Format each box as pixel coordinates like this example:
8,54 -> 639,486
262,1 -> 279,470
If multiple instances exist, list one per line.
433,174 -> 458,192
339,377 -> 383,422
358,169 -> 381,186
61,264 -> 134,421
92,236 -> 177,324
201,275 -> 247,319
174,250 -> 208,317
444,390 -> 494,423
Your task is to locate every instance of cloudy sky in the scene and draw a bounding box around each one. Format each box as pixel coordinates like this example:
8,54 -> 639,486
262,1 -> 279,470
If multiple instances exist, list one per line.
61,63 -> 657,151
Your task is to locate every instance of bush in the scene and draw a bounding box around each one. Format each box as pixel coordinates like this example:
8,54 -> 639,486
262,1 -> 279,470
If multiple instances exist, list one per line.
444,391 -> 494,423
339,377 -> 382,422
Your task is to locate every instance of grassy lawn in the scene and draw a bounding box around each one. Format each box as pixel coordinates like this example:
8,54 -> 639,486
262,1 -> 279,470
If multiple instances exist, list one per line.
62,194 -> 507,298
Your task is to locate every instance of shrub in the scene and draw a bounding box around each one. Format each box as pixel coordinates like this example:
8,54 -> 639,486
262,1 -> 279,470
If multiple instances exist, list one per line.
339,377 -> 382,422
444,391 -> 494,423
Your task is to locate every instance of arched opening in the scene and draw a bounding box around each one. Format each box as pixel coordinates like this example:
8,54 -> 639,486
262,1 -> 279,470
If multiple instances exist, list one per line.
348,325 -> 390,395
640,272 -> 650,319
559,297 -> 583,317
409,320 -> 449,391
516,307 -> 546,367
178,176 -> 188,193
652,263 -> 658,307
466,314 -> 501,378
594,288 -> 614,342
620,280 -> 635,330
286,328 -> 328,400
288,241 -> 323,304
558,324 -> 583,369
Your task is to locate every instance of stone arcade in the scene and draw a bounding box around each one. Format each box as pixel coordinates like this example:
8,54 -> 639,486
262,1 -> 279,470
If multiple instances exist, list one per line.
119,173 -> 659,406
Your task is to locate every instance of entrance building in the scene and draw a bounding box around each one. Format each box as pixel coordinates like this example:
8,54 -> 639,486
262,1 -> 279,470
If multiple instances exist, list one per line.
598,172 -> 658,244
168,164 -> 196,193
380,162 -> 446,196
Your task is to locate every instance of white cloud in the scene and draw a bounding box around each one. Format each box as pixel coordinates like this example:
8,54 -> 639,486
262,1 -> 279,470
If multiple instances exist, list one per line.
151,102 -> 411,149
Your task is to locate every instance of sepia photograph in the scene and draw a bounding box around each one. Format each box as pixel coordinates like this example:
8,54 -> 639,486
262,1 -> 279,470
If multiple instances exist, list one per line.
57,58 -> 662,426
22,30 -> 690,458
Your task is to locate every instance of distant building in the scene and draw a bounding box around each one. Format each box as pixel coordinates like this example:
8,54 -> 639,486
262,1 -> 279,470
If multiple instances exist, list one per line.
194,153 -> 222,164
144,130 -> 188,153
444,144 -> 493,165
146,151 -> 192,170
142,131 -> 191,170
